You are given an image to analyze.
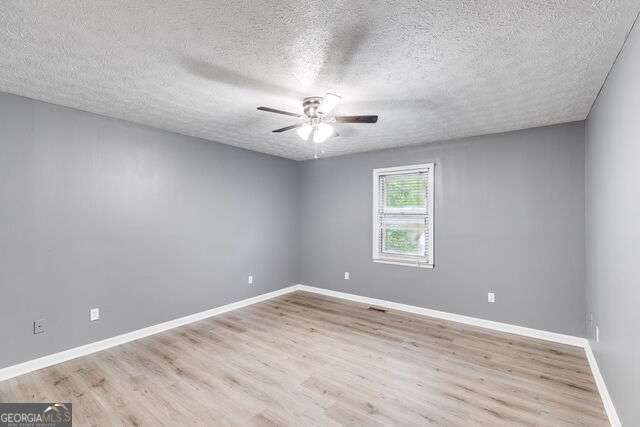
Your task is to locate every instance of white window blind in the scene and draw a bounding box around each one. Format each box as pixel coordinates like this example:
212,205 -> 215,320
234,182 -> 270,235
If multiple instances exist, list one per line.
372,164 -> 434,268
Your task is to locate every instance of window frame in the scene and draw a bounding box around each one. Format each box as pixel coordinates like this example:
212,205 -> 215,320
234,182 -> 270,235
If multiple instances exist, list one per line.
372,163 -> 434,269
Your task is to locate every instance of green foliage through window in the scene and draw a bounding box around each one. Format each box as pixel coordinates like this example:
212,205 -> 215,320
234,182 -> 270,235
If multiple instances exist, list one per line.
384,229 -> 420,254
384,176 -> 426,209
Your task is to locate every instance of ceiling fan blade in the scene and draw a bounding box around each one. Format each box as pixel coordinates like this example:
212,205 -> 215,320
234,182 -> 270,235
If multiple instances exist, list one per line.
272,124 -> 302,133
335,115 -> 378,123
257,106 -> 303,117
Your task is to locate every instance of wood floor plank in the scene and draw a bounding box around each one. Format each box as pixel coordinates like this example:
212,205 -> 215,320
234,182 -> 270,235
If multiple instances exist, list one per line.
249,296 -> 602,404
0,291 -> 608,426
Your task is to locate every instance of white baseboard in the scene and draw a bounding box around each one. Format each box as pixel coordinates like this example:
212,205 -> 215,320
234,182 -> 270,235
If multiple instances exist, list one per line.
0,286 -> 299,382
584,342 -> 621,426
295,285 -> 587,347
1,283 -> 619,426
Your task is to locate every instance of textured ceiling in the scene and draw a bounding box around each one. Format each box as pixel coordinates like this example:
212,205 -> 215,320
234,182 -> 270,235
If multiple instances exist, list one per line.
1,1 -> 639,160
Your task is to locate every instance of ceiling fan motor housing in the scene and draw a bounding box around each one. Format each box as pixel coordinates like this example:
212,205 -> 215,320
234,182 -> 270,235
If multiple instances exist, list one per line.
302,96 -> 323,118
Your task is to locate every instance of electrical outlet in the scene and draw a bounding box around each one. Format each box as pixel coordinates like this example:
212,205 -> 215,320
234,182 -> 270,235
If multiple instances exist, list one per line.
248,275 -> 253,285
33,319 -> 45,334
90,308 -> 100,321
487,292 -> 495,303
595,325 -> 600,342
344,272 -> 350,280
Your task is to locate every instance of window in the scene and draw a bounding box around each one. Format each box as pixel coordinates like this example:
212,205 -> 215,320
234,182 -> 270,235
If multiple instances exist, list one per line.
372,163 -> 434,268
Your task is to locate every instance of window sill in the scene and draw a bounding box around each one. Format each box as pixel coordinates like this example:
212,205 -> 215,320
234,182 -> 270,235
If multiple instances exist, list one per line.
372,259 -> 433,269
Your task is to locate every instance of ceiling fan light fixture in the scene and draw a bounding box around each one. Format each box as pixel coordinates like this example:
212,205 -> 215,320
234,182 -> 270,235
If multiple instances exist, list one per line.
258,94 -> 377,151
297,123 -> 313,141
313,123 -> 333,143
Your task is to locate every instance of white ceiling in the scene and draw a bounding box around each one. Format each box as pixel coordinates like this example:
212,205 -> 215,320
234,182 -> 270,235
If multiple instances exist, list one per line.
1,1 -> 638,160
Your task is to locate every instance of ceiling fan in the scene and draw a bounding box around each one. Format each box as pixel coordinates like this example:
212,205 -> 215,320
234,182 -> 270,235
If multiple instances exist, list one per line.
257,93 -> 378,144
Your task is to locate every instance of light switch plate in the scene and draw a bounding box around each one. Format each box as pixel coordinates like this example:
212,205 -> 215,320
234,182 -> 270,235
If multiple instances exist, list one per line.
488,292 -> 496,303
90,308 -> 100,321
344,272 -> 350,280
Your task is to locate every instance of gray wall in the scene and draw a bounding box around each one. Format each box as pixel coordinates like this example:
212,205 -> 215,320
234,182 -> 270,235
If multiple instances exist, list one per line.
0,91 -> 590,373
585,18 -> 640,425
298,122 -> 586,336
0,92 -> 298,368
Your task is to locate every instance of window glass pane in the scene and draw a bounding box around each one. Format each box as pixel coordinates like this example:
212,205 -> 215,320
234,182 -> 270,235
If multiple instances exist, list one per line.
381,218 -> 425,256
383,174 -> 426,211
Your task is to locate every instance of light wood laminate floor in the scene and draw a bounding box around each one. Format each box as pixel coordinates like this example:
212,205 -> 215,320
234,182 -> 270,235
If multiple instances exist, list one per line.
0,291 -> 608,426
